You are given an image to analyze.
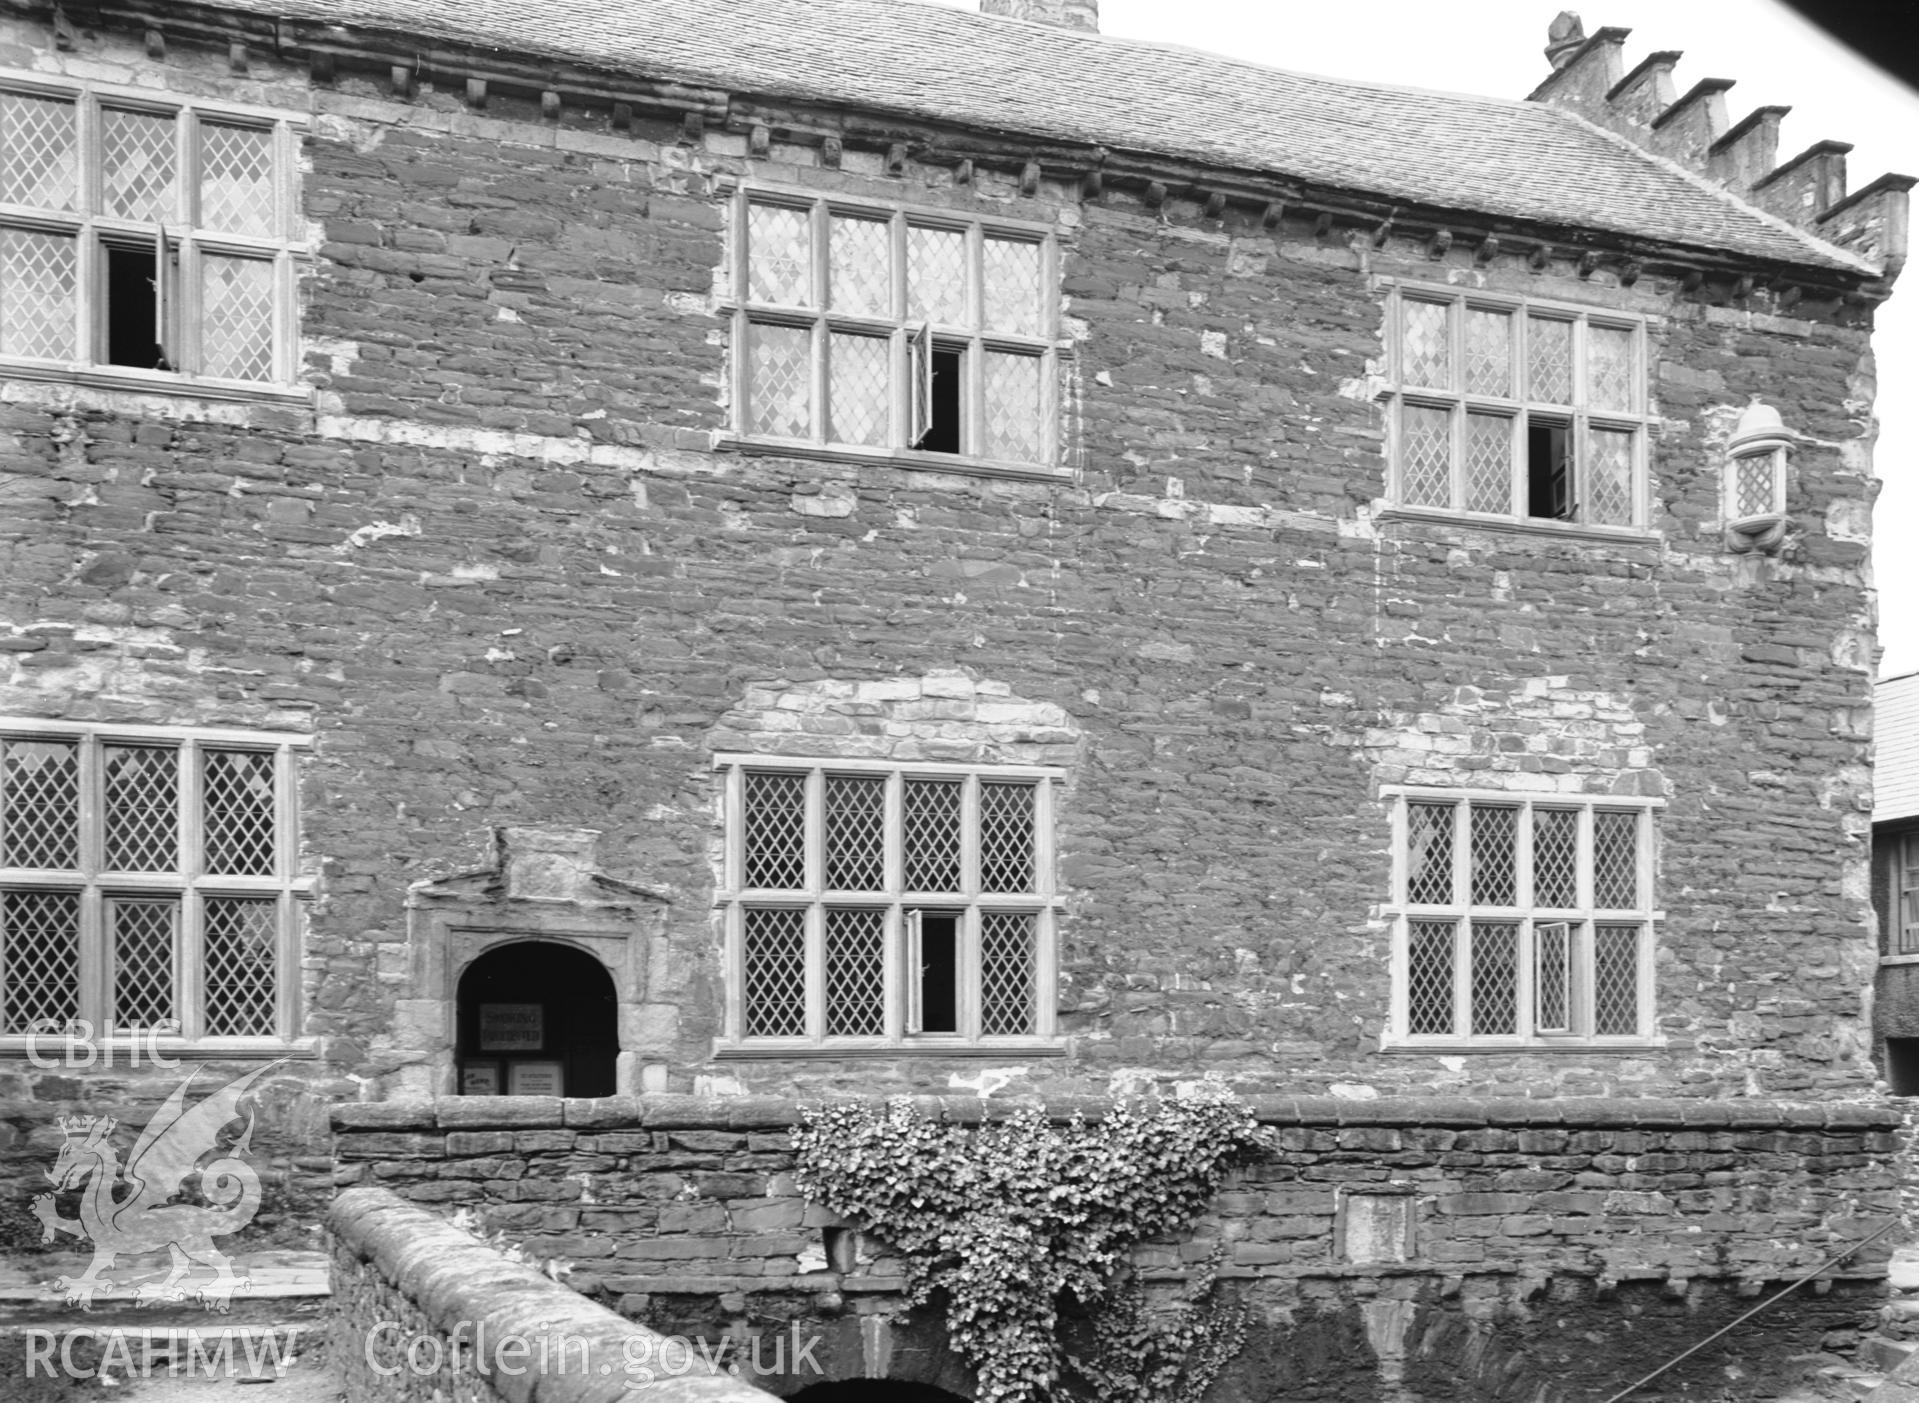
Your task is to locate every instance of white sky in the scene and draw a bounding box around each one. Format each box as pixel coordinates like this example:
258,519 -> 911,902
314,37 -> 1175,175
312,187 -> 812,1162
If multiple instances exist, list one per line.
940,0 -> 1919,674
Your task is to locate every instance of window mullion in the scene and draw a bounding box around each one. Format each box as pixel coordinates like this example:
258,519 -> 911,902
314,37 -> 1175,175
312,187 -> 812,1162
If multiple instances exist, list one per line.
805,903 -> 825,1045
1575,803 -> 1594,913
964,905 -> 986,1041
177,886 -> 200,1039
805,767 -> 824,1041
1451,800 -> 1470,1035
811,202 -> 828,446
1574,916 -> 1596,1039
76,736 -> 104,1027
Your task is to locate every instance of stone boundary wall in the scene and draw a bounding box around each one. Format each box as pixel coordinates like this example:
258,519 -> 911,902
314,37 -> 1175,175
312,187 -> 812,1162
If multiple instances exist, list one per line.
327,1186 -> 778,1403
331,1094 -> 1904,1311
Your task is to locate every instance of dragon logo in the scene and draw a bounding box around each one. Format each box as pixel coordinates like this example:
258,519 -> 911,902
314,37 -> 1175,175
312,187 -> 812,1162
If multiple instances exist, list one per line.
32,1062 -> 280,1312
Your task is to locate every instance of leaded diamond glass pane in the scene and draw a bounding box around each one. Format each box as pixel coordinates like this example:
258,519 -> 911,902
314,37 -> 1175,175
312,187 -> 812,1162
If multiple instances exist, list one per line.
1532,808 -> 1578,908
981,236 -> 1041,336
0,889 -> 78,1033
829,215 -> 891,317
747,321 -> 812,439
743,770 -> 806,890
1400,299 -> 1450,388
903,778 -> 961,892
980,911 -> 1035,1036
1405,801 -> 1454,905
199,122 -> 275,236
1407,919 -> 1454,1036
1592,811 -> 1639,909
1400,404 -> 1452,508
0,228 -> 76,361
1469,921 -> 1517,1035
1469,803 -> 1517,906
102,108 -> 176,222
828,333 -> 889,448
747,203 -> 812,306
201,255 -> 275,382
0,93 -> 76,210
1586,428 -> 1635,527
824,906 -> 884,1036
110,898 -> 177,1029
2,738 -> 78,869
1534,921 -> 1570,1032
1588,324 -> 1634,412
742,907 -> 806,1037
1465,307 -> 1511,397
1527,316 -> 1573,403
980,781 -> 1036,894
1594,924 -> 1640,1034
823,774 -> 885,891
1734,454 -> 1775,520
983,351 -> 1043,463
202,748 -> 277,876
204,896 -> 278,1036
105,744 -> 177,872
1464,413 -> 1512,514
907,225 -> 967,326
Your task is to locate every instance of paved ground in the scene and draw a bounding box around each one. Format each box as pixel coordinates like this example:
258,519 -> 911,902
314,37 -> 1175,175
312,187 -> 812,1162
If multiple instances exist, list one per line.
0,1249 -> 341,1401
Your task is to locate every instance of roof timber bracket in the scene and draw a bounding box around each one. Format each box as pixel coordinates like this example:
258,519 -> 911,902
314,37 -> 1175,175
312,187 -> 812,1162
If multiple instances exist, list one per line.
1021,161 -> 1041,196
144,25 -> 163,59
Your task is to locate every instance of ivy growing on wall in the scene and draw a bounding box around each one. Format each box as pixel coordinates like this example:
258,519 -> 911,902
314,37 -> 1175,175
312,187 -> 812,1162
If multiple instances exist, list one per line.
793,1083 -> 1271,1403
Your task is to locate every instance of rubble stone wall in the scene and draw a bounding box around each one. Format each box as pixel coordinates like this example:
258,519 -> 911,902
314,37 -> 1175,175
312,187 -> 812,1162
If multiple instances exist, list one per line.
328,1185 -> 779,1403
332,1094 -> 1901,1401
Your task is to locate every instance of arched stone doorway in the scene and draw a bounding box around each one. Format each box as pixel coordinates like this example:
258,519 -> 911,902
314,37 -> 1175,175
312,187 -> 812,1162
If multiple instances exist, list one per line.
455,940 -> 618,1098
790,1383 -> 969,1403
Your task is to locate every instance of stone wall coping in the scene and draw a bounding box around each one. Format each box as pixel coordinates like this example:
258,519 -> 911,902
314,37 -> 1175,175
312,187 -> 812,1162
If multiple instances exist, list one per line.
329,1093 -> 1901,1133
329,1187 -> 777,1403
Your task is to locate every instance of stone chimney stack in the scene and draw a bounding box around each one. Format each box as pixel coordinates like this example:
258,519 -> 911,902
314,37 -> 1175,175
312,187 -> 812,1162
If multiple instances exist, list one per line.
1528,13 -> 1912,283
980,0 -> 1099,32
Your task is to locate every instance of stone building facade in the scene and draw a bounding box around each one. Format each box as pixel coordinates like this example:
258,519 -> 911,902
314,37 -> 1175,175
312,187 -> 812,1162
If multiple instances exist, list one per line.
0,0 -> 1908,1394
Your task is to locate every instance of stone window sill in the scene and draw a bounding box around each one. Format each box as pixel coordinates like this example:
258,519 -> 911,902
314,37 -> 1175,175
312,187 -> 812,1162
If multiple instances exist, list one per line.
717,434 -> 1071,484
1879,953 -> 1919,967
712,1039 -> 1068,1060
0,359 -> 312,406
1373,504 -> 1661,546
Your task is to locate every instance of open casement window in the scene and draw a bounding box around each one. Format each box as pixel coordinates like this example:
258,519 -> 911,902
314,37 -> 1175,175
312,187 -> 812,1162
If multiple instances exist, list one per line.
727,187 -> 1059,473
0,77 -> 304,393
1386,285 -> 1653,530
1385,790 -> 1660,1046
0,721 -> 309,1045
715,756 -> 1063,1050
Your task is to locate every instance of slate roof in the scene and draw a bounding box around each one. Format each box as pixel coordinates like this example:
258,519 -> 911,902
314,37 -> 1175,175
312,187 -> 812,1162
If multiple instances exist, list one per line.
239,0 -> 1874,276
1878,673 -> 1919,825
